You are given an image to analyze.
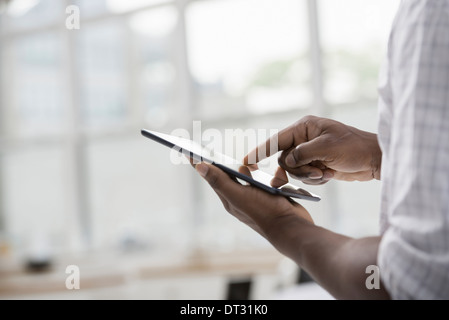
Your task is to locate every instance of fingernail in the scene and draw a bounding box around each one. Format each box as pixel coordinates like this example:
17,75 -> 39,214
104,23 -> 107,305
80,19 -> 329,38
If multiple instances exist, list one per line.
323,171 -> 334,180
196,163 -> 209,178
308,172 -> 322,179
285,154 -> 296,167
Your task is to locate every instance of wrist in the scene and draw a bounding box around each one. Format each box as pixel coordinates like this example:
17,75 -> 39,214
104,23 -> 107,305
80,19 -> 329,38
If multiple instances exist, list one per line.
263,212 -> 315,261
349,126 -> 382,181
369,133 -> 382,180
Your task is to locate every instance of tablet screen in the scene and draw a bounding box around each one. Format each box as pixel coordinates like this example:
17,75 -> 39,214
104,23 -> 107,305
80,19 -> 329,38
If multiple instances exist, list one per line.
141,129 -> 321,201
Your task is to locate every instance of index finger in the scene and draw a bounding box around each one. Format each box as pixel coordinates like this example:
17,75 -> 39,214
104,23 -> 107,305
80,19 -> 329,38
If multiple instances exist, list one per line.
243,122 -> 308,165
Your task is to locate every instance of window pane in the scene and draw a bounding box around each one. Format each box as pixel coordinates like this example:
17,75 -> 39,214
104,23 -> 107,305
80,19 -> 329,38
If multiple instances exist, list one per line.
74,0 -> 174,17
6,32 -> 66,137
86,137 -> 194,251
130,6 -> 178,128
106,0 -> 172,14
2,147 -> 71,256
73,0 -> 109,17
1,0 -> 62,31
77,21 -> 127,126
320,0 -> 400,104
186,0 -> 311,118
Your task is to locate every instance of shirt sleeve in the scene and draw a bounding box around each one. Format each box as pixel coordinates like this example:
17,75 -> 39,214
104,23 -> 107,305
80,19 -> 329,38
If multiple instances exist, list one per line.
378,0 -> 449,299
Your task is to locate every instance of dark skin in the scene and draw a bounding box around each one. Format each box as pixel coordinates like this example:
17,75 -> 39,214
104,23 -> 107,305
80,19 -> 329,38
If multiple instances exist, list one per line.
194,115 -> 389,299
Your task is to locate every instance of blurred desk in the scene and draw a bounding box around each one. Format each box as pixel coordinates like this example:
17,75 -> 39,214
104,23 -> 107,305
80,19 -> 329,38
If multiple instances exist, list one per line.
0,249 -> 287,299
273,282 -> 334,300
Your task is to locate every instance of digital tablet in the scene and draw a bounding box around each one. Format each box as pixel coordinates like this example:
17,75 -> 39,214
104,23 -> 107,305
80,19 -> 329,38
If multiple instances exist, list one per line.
141,129 -> 321,202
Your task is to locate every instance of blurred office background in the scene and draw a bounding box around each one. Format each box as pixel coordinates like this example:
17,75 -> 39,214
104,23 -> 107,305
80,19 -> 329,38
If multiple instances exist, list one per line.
0,0 -> 398,299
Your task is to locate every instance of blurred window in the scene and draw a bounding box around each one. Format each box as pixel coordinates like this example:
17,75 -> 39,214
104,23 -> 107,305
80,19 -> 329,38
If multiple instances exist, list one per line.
320,0 -> 399,104
131,6 -> 179,128
186,0 -> 311,118
0,0 -> 400,256
7,32 -> 65,137
2,147 -> 68,251
1,0 -> 62,31
77,21 -> 127,126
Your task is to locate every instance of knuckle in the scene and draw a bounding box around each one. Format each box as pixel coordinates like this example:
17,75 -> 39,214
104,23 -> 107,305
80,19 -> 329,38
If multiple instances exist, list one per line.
320,134 -> 334,145
299,115 -> 317,124
293,146 -> 303,160
294,115 -> 318,130
277,151 -> 286,166
291,146 -> 307,164
294,115 -> 320,142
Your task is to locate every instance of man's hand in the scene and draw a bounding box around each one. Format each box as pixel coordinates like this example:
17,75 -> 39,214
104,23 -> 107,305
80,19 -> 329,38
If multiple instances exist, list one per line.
244,115 -> 382,186
193,161 -> 389,299
194,162 -> 314,240
190,116 -> 389,299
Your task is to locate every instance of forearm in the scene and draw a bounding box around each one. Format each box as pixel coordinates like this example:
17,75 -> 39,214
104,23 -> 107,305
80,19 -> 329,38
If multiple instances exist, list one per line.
266,215 -> 390,299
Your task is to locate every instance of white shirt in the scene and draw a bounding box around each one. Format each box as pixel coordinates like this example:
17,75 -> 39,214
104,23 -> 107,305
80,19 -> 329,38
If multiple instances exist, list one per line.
377,0 -> 449,299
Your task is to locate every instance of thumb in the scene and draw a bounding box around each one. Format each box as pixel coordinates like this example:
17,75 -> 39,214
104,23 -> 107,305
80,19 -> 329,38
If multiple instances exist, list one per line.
284,136 -> 328,168
195,162 -> 240,194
